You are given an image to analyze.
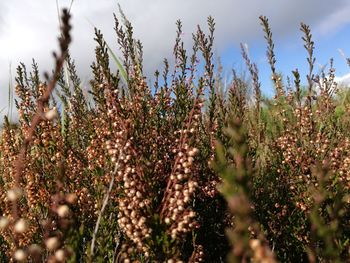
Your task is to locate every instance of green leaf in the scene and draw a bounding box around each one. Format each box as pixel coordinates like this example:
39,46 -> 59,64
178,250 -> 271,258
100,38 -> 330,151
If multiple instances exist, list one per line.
105,41 -> 128,84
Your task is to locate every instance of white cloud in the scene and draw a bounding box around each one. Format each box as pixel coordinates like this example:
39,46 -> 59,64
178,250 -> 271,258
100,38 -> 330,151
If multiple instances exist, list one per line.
315,1 -> 350,35
0,0 -> 349,120
335,73 -> 350,86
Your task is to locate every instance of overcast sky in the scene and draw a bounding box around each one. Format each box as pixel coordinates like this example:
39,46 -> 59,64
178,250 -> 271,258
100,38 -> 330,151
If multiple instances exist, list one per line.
1,0 -> 350,119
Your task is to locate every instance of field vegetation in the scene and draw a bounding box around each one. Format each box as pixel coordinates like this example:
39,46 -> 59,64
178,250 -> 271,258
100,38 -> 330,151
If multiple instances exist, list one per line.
0,8 -> 350,263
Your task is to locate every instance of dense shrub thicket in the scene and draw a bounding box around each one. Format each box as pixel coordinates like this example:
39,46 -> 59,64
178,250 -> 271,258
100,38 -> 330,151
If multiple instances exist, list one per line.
0,8 -> 350,263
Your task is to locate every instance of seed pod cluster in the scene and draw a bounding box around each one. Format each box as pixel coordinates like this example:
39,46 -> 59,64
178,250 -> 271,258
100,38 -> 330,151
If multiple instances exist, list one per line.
162,140 -> 200,241
107,136 -> 152,255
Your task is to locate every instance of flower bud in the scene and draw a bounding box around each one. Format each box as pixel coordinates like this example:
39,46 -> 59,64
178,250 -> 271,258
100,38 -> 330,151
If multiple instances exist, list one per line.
65,193 -> 77,204
0,217 -> 9,230
14,249 -> 27,262
28,244 -> 42,256
14,219 -> 28,233
7,187 -> 22,202
45,237 -> 60,251
44,107 -> 58,120
249,239 -> 260,250
55,249 -> 66,261
57,205 -> 70,218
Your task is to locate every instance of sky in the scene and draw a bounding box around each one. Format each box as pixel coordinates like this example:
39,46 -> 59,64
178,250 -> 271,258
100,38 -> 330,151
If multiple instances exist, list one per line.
1,0 -> 350,119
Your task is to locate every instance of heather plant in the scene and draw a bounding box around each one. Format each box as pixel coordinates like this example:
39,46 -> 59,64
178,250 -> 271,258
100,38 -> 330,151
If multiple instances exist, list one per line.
215,16 -> 350,263
0,6 -> 350,263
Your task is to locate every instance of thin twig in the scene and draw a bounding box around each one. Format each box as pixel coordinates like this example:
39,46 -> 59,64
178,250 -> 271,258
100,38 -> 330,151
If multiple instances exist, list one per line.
112,229 -> 122,263
90,148 -> 123,258
13,10 -> 71,221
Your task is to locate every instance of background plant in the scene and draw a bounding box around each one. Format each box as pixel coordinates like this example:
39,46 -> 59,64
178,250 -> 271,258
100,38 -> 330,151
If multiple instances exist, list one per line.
0,7 -> 349,263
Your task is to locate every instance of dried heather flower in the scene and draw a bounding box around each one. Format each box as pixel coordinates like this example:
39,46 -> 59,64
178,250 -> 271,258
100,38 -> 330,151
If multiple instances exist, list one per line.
54,249 -> 66,261
65,193 -> 77,204
7,187 -> 23,202
14,249 -> 27,262
0,216 -> 9,230
14,219 -> 28,233
44,107 -> 58,120
45,237 -> 60,251
28,244 -> 42,258
57,205 -> 70,218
